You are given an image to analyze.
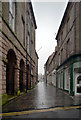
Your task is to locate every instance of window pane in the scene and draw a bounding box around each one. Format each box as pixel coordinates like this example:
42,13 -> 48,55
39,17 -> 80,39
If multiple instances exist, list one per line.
9,1 -> 15,31
77,87 -> 81,93
27,35 -> 29,53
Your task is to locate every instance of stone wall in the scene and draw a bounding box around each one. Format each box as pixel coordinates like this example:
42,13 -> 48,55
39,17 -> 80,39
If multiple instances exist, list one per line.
1,18 -> 26,94
1,2 -> 38,94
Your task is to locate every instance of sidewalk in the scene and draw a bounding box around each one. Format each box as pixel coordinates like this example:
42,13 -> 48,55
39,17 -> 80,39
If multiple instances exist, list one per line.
61,89 -> 81,105
50,82 -> 81,106
73,96 -> 81,105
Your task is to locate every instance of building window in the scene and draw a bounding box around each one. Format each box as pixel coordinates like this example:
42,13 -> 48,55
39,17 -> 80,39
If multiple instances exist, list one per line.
27,32 -> 30,54
22,16 -> 25,46
66,38 -> 70,57
27,10 -> 29,23
31,21 -> 33,58
77,76 -> 81,84
58,73 -> 60,88
61,48 -> 63,63
64,68 -> 70,91
31,42 -> 33,58
9,0 -> 15,31
59,53 -> 60,66
66,17 -> 70,33
31,22 -> 33,44
61,32 -> 63,43
27,10 -> 30,32
61,71 -> 63,89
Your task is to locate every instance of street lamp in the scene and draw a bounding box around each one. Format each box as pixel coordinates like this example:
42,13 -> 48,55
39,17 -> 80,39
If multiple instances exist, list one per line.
37,46 -> 42,53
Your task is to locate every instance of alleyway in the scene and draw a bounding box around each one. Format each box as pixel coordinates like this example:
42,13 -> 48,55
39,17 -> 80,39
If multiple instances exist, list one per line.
2,81 -> 81,113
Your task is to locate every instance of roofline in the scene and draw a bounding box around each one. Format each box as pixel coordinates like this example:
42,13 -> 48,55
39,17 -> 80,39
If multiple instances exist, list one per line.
35,50 -> 39,59
56,2 -> 71,40
29,2 -> 37,29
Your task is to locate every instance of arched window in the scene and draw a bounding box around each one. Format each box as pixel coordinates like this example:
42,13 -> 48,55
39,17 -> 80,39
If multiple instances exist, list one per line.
77,76 -> 81,84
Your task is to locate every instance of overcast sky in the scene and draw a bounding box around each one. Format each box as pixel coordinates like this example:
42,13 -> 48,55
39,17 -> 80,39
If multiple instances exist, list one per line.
32,1 -> 68,74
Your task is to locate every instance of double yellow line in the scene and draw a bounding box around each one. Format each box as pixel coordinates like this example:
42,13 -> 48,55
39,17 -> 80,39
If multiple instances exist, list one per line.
1,105 -> 81,117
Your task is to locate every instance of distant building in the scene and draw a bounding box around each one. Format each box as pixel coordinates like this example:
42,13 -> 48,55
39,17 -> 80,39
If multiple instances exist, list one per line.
0,1 -> 38,95
38,74 -> 43,82
44,48 -> 57,86
45,2 -> 81,96
35,50 -> 39,83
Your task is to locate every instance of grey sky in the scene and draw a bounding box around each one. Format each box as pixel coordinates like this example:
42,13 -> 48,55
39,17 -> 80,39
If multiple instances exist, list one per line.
32,2 -> 68,74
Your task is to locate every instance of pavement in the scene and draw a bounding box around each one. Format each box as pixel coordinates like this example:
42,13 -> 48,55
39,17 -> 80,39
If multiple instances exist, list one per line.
1,81 -> 81,119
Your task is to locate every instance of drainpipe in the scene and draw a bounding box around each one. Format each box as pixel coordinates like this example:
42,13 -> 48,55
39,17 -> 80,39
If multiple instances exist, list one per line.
26,6 -> 28,93
26,49 -> 28,92
74,2 -> 76,53
30,20 -> 32,88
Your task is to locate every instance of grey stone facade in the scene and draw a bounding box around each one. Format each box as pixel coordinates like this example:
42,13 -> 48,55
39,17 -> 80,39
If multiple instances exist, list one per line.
0,1 -> 38,95
44,2 -> 81,96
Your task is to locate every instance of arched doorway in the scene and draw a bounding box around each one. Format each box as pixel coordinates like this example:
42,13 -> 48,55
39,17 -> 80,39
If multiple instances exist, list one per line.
75,73 -> 81,95
6,49 -> 17,95
19,59 -> 25,92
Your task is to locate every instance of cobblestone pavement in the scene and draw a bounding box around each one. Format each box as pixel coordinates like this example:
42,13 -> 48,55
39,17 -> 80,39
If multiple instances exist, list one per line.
2,81 -> 81,113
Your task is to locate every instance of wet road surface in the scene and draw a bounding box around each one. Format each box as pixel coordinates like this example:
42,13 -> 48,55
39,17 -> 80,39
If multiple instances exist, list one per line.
2,82 -> 81,113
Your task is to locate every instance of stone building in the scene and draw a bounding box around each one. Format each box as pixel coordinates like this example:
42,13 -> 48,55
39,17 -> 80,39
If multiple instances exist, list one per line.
44,48 -> 57,86
0,1 -> 38,95
56,2 -> 81,96
45,2 -> 81,96
35,50 -> 39,83
26,2 -> 38,88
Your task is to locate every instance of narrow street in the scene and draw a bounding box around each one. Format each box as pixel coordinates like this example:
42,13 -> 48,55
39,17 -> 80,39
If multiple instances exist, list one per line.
2,81 -> 81,119
1,1 -> 81,120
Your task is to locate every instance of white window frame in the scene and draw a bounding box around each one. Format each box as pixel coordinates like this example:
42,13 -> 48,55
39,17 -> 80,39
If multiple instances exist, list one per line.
64,68 -> 70,91
75,73 -> 81,95
9,0 -> 15,31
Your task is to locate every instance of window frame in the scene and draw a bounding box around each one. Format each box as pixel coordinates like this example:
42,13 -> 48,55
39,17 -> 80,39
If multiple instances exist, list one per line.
9,0 -> 15,31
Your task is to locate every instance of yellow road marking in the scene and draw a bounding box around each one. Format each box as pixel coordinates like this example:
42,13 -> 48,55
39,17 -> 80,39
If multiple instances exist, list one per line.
1,105 -> 81,117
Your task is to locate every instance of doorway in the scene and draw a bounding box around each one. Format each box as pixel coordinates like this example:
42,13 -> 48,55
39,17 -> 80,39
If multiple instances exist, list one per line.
6,49 -> 17,94
75,73 -> 81,95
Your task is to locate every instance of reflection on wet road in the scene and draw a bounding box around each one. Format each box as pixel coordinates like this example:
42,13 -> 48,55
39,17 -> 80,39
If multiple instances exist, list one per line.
2,82 -> 79,113
34,82 -> 74,109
